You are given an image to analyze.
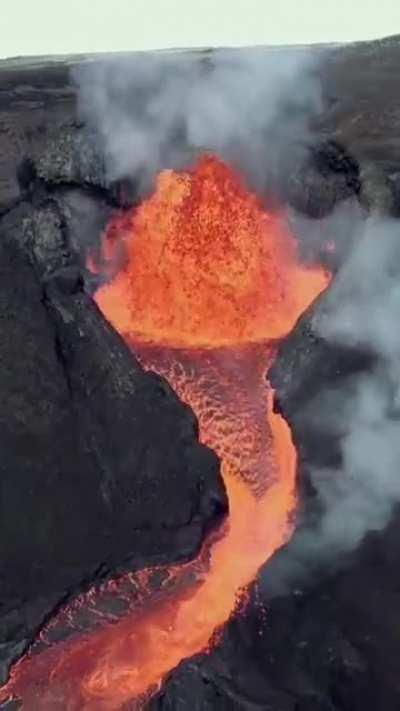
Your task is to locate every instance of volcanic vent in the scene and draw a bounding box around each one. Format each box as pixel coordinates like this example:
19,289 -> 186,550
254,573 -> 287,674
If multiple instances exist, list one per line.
0,155 -> 329,709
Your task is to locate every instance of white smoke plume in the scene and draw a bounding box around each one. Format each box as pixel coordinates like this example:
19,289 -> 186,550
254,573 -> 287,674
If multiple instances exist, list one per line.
73,47 -> 323,195
311,215 -> 400,550
265,211 -> 400,592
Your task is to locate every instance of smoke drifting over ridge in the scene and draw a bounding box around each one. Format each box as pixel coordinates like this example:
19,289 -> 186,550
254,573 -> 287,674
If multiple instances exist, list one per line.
73,48 -> 323,196
312,217 -> 400,549
264,211 -> 400,593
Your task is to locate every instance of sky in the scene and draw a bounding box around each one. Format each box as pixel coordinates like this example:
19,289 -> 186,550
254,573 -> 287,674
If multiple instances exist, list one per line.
2,0 -> 400,59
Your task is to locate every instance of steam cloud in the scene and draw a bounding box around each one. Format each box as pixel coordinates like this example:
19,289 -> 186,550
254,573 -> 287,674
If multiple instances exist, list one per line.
73,47 -> 322,196
265,210 -> 400,592
313,216 -> 400,547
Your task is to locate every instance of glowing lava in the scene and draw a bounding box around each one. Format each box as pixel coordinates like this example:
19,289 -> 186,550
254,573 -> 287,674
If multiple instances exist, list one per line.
0,155 -> 329,710
94,155 -> 328,348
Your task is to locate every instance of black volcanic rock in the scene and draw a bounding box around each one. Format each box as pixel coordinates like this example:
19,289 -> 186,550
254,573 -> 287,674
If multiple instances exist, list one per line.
269,296 -> 375,431
0,194 -> 227,684
284,141 -> 361,220
0,57 -> 230,689
34,124 -> 106,188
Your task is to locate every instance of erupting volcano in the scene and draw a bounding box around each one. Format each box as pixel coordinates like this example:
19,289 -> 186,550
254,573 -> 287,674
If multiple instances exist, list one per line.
0,155 -> 329,709
94,155 -> 327,348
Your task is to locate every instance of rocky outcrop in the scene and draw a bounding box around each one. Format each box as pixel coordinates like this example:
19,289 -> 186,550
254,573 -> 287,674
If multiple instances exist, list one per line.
0,186 -> 227,685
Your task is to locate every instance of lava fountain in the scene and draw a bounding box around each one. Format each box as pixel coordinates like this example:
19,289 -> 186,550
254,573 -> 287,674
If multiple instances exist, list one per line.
0,156 -> 329,710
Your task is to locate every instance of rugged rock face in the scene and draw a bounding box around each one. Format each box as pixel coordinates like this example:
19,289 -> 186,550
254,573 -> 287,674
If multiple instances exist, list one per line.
1,35 -> 400,709
0,130 -> 227,686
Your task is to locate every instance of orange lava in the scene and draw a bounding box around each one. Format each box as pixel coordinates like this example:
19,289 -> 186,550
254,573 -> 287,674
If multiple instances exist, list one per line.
0,155 -> 329,710
94,155 -> 328,348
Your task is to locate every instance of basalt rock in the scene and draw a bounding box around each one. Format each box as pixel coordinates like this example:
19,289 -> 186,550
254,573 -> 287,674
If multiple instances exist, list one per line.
0,194 -> 227,684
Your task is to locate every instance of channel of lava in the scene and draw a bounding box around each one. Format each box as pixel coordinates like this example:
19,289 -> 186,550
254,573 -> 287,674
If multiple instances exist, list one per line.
0,155 -> 329,710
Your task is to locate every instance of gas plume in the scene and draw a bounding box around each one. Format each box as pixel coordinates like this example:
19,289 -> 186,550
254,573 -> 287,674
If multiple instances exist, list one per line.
313,215 -> 400,551
74,47 -> 322,197
263,209 -> 400,593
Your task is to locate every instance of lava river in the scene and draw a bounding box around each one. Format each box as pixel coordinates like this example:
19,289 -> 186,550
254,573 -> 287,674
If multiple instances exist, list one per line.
0,155 -> 329,709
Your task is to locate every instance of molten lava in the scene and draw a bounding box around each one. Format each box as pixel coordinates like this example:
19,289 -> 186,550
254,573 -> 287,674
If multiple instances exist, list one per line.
0,155 -> 329,710
94,155 -> 328,348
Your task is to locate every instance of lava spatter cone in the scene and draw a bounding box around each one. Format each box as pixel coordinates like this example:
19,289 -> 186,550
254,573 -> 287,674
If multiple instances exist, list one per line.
94,155 -> 328,349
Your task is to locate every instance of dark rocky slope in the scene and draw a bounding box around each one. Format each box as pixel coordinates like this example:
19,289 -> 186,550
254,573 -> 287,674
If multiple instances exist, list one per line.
0,127 -> 227,688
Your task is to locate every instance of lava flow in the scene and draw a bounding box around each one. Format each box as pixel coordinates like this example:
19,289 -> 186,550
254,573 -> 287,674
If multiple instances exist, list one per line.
0,155 -> 329,710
